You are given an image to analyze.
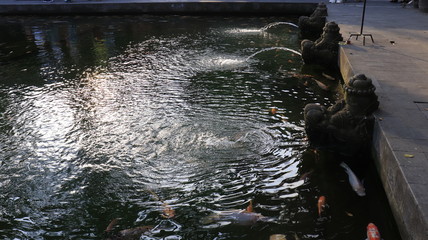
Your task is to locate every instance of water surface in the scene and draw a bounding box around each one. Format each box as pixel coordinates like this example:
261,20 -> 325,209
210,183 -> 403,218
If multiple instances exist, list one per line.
0,15 -> 400,240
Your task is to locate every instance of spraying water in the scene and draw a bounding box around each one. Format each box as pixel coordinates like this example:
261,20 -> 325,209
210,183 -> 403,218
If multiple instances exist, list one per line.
225,22 -> 298,35
261,22 -> 299,31
246,47 -> 302,61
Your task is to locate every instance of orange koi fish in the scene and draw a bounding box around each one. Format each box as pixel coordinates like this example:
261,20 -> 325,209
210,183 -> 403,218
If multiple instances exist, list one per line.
366,223 -> 381,240
160,202 -> 176,219
317,196 -> 326,217
292,73 -> 314,79
270,107 -> 278,115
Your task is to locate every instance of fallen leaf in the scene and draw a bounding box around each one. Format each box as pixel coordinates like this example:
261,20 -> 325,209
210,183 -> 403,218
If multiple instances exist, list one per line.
404,154 -> 414,158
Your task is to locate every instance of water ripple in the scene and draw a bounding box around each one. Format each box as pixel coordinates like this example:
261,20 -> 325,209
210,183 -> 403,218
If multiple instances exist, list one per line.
0,15 -> 342,240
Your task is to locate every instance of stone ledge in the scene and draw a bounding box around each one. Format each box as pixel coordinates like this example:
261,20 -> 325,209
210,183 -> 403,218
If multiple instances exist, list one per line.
339,43 -> 428,240
372,121 -> 428,240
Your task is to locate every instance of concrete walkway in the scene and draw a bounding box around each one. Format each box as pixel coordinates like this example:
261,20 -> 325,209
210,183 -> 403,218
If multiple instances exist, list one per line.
328,1 -> 428,240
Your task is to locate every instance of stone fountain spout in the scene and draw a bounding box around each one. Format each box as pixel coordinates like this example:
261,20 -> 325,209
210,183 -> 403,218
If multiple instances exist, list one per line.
303,74 -> 379,156
298,2 -> 328,40
301,21 -> 343,71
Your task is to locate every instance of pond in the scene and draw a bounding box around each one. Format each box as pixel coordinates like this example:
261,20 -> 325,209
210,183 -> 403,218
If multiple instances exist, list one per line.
0,15 -> 401,240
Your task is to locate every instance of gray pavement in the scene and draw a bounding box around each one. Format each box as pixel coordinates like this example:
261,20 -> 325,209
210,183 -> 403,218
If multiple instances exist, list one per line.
327,1 -> 428,239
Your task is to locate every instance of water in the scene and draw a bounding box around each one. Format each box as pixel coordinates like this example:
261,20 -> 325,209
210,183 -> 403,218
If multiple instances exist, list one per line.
225,21 -> 298,35
261,22 -> 299,31
0,16 -> 401,240
246,47 -> 302,61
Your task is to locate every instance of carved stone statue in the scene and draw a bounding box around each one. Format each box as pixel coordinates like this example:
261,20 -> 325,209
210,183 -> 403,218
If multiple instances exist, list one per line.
303,74 -> 379,156
301,22 -> 343,70
298,2 -> 328,40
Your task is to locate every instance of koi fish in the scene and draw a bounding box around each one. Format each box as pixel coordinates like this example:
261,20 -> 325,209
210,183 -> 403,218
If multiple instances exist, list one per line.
201,200 -> 266,226
366,223 -> 381,240
160,202 -> 176,219
313,149 -> 319,162
105,218 -> 120,233
111,226 -> 153,240
201,210 -> 266,226
340,162 -> 366,197
299,169 -> 314,181
292,73 -> 314,79
104,218 -> 153,240
313,79 -> 330,91
270,234 -> 287,240
322,72 -> 336,81
317,196 -> 326,217
147,189 -> 176,219
245,199 -> 253,213
270,107 -> 278,115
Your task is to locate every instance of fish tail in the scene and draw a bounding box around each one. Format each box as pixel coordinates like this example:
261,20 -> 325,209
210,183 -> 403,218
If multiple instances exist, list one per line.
147,188 -> 161,201
340,162 -> 349,171
246,200 -> 253,212
105,218 -> 120,233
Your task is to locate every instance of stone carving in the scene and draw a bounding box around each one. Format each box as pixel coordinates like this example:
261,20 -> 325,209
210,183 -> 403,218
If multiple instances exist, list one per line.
304,74 -> 379,156
301,21 -> 343,70
298,2 -> 328,40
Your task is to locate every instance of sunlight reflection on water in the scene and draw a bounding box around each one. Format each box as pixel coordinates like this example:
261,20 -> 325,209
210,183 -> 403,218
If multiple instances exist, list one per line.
0,15 -> 400,240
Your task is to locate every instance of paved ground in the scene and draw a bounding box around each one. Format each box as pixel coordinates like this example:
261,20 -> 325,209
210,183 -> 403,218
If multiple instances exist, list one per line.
327,1 -> 428,240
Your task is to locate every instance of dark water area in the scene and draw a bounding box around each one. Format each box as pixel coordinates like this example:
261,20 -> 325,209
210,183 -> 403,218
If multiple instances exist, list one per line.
0,15 -> 401,240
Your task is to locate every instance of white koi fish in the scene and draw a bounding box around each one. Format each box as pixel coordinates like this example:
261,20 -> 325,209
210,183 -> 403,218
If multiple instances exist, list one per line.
202,210 -> 266,226
201,200 -> 267,226
340,162 -> 366,197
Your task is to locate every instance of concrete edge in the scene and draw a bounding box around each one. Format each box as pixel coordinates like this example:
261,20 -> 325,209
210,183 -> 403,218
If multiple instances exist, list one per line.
372,121 -> 428,240
338,46 -> 354,84
0,2 -> 318,15
339,44 -> 428,240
